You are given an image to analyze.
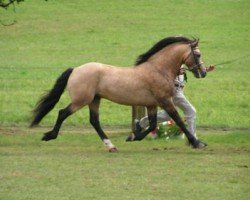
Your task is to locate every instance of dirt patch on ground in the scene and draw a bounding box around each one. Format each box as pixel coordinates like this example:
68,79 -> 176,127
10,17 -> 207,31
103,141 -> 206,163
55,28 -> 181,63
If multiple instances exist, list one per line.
0,125 -> 249,136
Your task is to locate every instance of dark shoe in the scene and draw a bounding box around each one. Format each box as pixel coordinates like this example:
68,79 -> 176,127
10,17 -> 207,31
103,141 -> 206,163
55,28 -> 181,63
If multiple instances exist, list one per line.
135,120 -> 142,134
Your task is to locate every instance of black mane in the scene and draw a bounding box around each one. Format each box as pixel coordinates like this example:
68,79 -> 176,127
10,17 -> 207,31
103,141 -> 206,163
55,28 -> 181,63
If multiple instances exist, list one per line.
135,36 -> 197,65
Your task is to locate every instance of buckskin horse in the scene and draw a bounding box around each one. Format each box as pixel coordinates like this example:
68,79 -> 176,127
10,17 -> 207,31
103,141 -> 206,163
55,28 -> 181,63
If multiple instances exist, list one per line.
30,36 -> 208,152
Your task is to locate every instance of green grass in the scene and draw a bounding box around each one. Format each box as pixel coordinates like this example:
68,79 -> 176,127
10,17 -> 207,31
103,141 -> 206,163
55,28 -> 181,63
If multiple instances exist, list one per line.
0,127 -> 249,200
0,0 -> 249,128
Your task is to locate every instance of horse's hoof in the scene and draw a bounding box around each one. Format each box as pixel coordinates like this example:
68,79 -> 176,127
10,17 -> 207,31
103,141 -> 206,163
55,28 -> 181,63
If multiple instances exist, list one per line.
41,131 -> 57,141
193,140 -> 207,149
126,133 -> 135,142
109,147 -> 118,153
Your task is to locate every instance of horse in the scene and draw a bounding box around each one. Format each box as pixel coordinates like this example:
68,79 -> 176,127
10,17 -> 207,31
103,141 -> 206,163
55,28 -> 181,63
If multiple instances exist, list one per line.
30,36 -> 208,152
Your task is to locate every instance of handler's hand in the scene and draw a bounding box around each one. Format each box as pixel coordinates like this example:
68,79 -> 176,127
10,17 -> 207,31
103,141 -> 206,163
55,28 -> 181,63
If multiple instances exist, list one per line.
206,65 -> 215,72
179,68 -> 186,75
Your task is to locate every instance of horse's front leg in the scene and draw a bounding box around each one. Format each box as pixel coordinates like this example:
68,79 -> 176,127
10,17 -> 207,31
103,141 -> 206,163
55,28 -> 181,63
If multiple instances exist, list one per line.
159,98 -> 207,149
126,106 -> 157,141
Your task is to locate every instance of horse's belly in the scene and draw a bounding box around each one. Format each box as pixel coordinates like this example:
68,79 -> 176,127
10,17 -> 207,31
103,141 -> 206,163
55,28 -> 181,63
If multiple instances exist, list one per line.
100,89 -> 157,106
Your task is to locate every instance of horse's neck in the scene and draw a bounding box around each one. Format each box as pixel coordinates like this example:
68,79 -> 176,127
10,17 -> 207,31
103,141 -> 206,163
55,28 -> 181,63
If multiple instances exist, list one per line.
149,45 -> 184,79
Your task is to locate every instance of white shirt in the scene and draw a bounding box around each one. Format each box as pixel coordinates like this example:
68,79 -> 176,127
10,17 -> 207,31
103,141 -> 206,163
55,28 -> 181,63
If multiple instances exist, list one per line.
174,65 -> 185,87
174,74 -> 184,87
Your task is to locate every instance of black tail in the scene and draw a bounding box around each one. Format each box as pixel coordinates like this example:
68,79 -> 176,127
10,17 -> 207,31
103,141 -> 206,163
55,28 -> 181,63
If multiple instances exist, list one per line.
30,68 -> 73,127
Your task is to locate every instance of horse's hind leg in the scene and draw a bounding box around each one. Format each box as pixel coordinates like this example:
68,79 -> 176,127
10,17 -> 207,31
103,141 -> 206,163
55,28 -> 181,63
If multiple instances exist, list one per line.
42,104 -> 73,141
88,96 -> 117,152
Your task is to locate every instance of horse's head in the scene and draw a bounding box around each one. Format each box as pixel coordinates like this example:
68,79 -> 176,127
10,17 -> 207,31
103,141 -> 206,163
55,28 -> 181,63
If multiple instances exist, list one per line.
183,40 -> 207,78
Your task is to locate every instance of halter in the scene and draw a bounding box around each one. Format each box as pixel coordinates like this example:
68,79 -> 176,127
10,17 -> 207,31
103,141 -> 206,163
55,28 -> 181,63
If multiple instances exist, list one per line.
183,44 -> 206,78
183,45 -> 203,72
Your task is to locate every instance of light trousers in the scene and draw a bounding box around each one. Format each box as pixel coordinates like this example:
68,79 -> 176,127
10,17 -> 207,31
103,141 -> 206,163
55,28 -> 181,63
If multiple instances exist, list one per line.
139,88 -> 197,138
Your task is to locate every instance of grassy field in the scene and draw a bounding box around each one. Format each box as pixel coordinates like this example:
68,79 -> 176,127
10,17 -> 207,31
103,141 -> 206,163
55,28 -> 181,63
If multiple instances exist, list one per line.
0,0 -> 249,128
0,1 -> 249,199
0,127 -> 249,200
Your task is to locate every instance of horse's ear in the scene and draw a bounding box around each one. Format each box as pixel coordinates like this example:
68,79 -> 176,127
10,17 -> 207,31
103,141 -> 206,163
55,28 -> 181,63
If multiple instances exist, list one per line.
191,39 -> 199,47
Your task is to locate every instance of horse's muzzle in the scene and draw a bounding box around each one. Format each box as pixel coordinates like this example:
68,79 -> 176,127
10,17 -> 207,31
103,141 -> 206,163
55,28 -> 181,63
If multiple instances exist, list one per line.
193,70 -> 206,78
196,66 -> 207,78
200,70 -> 207,78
